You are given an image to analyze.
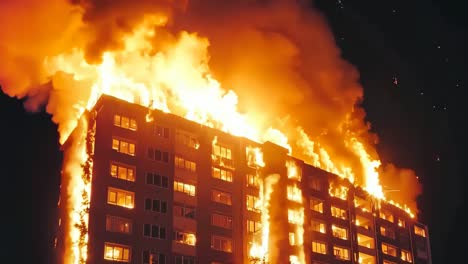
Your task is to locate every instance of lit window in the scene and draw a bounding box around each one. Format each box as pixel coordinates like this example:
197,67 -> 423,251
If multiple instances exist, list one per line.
312,241 -> 327,255
333,245 -> 350,260
380,226 -> 396,239
383,260 -> 397,264
287,185 -> 302,203
174,156 -> 196,172
358,252 -> 376,264
146,172 -> 168,188
381,243 -> 397,257
143,224 -> 166,239
144,198 -> 167,213
114,114 -> 137,131
142,251 -> 165,264
401,249 -> 412,263
379,209 -> 394,223
289,232 -> 296,246
174,204 -> 196,219
247,220 -> 262,233
288,209 -> 304,224
311,219 -> 326,234
112,137 -> 136,156
332,225 -> 348,240
212,167 -> 233,182
211,213 -> 233,229
246,173 -> 260,188
106,215 -> 132,234
104,242 -> 131,262
110,162 -> 135,182
176,130 -> 199,149
414,225 -> 426,237
212,190 -> 232,205
246,195 -> 261,212
107,187 -> 134,208
310,198 -> 323,213
174,230 -> 196,246
356,214 -> 372,230
357,233 -> 375,249
211,235 -> 232,252
174,180 -> 196,196
398,218 -> 406,228
331,206 -> 347,220
212,143 -> 234,168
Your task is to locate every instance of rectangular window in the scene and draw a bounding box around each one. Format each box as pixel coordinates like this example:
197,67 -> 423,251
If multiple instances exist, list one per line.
106,215 -> 132,234
333,246 -> 350,260
104,242 -> 131,262
174,180 -> 196,196
288,209 -> 304,224
246,195 -> 261,212
311,219 -> 326,234
211,213 -> 233,229
174,255 -> 195,264
107,187 -> 134,208
309,178 -> 322,191
414,225 -> 426,237
247,220 -> 262,233
381,243 -> 397,257
379,209 -> 394,223
398,218 -> 406,228
110,162 -> 135,182
176,130 -> 199,150
155,125 -> 170,138
332,225 -> 348,240
112,137 -> 136,156
358,252 -> 376,264
146,172 -> 169,188
380,226 -> 396,239
331,206 -> 347,220
142,251 -> 165,264
212,190 -> 232,205
310,198 -> 324,213
212,143 -> 234,168
246,173 -> 260,188
289,232 -> 296,246
114,114 -> 137,131
148,148 -> 169,163
357,233 -> 375,249
287,185 -> 302,203
312,241 -> 327,255
173,230 -> 196,246
383,261 -> 397,264
143,224 -> 166,239
174,204 -> 196,219
175,156 -> 197,172
401,249 -> 412,263
356,214 -> 372,230
144,198 -> 167,213
212,167 -> 233,182
211,235 -> 232,252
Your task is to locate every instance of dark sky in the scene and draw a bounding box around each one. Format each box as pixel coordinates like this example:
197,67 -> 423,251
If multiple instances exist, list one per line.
1,0 -> 467,263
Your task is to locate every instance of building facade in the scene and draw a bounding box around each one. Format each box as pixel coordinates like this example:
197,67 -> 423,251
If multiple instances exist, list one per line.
55,95 -> 432,264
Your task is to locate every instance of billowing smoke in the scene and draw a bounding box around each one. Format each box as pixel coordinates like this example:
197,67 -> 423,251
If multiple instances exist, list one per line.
0,0 -> 421,210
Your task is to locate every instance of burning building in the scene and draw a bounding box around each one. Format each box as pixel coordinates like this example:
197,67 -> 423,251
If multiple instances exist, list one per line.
55,95 -> 431,264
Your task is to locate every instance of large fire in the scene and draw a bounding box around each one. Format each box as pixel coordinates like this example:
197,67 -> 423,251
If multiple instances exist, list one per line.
0,1 -> 422,263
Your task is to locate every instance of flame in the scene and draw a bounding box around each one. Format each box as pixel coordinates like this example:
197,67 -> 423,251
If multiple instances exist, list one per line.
329,182 -> 349,200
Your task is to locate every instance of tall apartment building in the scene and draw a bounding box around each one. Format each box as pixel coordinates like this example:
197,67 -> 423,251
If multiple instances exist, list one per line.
55,95 -> 432,264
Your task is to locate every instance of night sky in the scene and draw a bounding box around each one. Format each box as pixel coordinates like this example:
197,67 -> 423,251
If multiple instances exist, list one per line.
1,0 -> 467,263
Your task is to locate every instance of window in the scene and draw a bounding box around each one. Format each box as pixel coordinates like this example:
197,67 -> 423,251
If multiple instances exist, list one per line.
398,218 -> 406,228
174,255 -> 195,264
288,209 -> 304,224
173,230 -> 196,246
212,143 -> 234,168
381,243 -> 397,257
211,235 -> 232,252
247,220 -> 262,233
106,215 -> 132,234
212,190 -> 232,205
146,172 -> 168,188
383,261 -> 397,264
354,196 -> 371,212
333,246 -> 350,260
174,180 -> 196,196
175,156 -> 196,172
379,209 -> 394,223
155,125 -> 170,138
309,178 -> 322,191
104,242 -> 131,262
144,198 -> 167,213
357,233 -> 375,249
142,250 -> 165,264
332,225 -> 348,240
246,195 -> 261,212
311,219 -> 326,234
212,167 -> 233,182
310,198 -> 323,213
143,224 -> 166,239
356,214 -> 372,230
211,213 -> 232,229
414,225 -> 426,237
287,185 -> 302,203
107,187 -> 134,208
174,204 -> 196,219
289,232 -> 296,246
176,130 -> 199,150
114,114 -> 137,131
380,226 -> 396,239
246,173 -> 260,188
147,148 -> 169,163
312,241 -> 327,255
110,162 -> 135,182
112,138 -> 136,156
401,249 -> 412,263
331,206 -> 347,220
358,252 -> 376,264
